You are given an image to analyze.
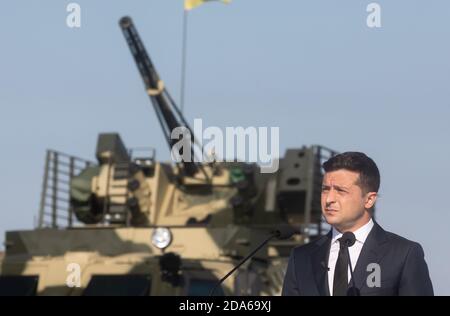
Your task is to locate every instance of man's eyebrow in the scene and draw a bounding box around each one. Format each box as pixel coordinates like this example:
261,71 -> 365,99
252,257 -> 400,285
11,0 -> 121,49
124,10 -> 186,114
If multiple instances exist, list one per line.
321,184 -> 350,190
333,185 -> 349,191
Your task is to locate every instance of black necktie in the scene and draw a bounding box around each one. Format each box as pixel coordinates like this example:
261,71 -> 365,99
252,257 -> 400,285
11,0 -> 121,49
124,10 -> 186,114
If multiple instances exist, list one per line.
333,237 -> 349,296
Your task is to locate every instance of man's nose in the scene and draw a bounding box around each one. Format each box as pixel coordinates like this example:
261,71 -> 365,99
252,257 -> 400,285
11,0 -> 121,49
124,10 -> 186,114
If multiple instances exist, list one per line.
325,189 -> 336,205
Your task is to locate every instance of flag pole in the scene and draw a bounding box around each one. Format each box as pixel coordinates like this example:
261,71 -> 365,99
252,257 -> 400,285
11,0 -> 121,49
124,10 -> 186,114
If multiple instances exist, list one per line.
180,8 -> 189,114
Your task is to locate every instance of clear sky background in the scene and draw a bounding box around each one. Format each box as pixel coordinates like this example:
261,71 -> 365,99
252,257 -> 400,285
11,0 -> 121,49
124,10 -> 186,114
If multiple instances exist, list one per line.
0,0 -> 449,294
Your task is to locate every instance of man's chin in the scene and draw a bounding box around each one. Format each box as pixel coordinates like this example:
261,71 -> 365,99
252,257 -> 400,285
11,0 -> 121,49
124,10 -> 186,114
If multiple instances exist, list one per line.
323,216 -> 341,227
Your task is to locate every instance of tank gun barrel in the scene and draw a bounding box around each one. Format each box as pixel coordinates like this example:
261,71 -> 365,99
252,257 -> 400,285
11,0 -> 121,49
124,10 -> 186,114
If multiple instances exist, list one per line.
119,16 -> 204,178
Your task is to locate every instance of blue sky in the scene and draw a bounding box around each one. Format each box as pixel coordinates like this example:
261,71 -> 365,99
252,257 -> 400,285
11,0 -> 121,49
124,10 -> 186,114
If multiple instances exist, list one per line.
0,0 -> 449,294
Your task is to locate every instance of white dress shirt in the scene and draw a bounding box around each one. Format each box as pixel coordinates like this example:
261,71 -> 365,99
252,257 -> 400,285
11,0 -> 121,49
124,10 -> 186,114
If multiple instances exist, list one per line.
327,218 -> 374,295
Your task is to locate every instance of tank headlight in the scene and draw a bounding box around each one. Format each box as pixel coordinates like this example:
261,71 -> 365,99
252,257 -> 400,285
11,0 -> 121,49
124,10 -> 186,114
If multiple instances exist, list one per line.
152,227 -> 172,249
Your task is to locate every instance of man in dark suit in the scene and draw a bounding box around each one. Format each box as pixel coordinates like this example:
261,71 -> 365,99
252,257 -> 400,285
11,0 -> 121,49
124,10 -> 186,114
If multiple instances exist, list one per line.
282,152 -> 433,296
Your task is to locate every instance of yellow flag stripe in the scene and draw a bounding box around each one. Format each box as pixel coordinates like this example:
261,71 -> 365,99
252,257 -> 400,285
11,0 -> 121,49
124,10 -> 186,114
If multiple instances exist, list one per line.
184,0 -> 204,11
184,0 -> 231,11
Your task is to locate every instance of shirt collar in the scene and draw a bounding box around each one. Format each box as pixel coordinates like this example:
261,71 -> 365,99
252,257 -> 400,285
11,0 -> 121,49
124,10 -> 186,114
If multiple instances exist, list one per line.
331,218 -> 374,244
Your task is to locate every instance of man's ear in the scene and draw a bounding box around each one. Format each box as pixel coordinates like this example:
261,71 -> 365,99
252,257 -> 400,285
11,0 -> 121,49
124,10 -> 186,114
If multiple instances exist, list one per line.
364,192 -> 377,209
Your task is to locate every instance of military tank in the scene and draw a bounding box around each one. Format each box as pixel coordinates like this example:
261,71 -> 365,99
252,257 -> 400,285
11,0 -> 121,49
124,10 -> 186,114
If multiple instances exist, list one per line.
0,17 -> 337,296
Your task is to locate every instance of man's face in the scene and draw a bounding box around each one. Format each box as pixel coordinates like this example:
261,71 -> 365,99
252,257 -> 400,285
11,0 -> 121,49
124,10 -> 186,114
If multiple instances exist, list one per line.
321,169 -> 376,232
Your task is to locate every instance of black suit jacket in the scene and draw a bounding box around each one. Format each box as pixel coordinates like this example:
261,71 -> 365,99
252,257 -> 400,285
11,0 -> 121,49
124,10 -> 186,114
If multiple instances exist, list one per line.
282,222 -> 434,296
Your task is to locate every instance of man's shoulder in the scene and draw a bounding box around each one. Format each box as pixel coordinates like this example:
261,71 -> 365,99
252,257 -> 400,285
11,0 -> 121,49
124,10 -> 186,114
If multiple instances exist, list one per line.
377,224 -> 424,253
289,223 -> 425,257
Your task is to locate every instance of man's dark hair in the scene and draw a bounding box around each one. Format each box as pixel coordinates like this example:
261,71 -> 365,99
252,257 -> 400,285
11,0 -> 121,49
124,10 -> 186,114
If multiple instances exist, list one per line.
322,152 -> 380,193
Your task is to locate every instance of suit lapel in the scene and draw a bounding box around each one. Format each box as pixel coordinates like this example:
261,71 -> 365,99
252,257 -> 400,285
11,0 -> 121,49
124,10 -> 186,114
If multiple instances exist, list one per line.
352,221 -> 389,290
311,232 -> 332,296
